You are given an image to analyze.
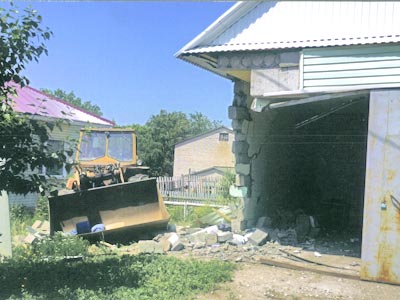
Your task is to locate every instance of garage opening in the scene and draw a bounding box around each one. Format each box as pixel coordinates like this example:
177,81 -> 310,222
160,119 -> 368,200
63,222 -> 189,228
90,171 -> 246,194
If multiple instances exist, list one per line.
259,94 -> 369,257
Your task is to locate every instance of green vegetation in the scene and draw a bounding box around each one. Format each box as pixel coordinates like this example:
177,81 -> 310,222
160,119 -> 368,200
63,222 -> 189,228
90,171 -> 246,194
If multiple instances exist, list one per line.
127,110 -> 222,177
167,205 -> 215,226
0,3 -> 72,195
10,199 -> 49,237
1,235 -> 235,300
217,170 -> 236,204
41,88 -> 103,116
10,204 -> 34,236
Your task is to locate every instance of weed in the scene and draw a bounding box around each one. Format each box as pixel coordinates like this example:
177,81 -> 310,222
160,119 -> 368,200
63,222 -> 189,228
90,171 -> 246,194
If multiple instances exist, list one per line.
33,196 -> 49,220
167,205 -> 214,226
10,204 -> 34,237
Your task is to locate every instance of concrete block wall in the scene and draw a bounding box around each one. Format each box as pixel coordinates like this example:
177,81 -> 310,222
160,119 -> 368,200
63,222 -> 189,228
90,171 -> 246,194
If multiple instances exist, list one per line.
229,80 -> 275,228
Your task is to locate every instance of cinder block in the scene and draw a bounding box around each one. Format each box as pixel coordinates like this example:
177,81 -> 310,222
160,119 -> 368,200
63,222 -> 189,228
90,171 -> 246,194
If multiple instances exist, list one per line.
40,221 -> 50,233
32,220 -> 42,230
236,163 -> 251,176
188,231 -> 218,246
159,239 -> 171,252
235,174 -> 251,187
231,218 -> 246,233
228,106 -> 250,120
138,240 -> 164,254
231,120 -> 242,131
235,155 -> 251,164
235,133 -> 247,141
232,141 -> 249,154
217,231 -> 233,243
241,120 -> 250,134
24,234 -> 38,244
229,185 -> 248,198
248,229 -> 269,246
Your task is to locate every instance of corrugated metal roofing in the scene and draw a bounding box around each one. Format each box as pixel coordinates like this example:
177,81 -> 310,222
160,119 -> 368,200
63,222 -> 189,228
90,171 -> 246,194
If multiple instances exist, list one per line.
10,83 -> 114,126
177,1 -> 400,55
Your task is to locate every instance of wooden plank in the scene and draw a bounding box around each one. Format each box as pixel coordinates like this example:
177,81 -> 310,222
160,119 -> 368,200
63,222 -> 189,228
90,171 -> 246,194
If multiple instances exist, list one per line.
259,257 -> 360,281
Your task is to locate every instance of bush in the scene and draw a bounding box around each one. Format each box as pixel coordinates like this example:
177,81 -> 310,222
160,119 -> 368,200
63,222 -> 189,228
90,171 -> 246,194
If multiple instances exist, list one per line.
10,204 -> 34,237
34,196 -> 49,220
0,254 -> 235,300
167,205 -> 214,226
217,170 -> 236,203
12,233 -> 90,261
10,204 -> 33,222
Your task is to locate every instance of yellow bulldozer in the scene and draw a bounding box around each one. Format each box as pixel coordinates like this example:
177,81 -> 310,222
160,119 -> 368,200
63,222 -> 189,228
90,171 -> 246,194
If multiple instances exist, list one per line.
48,128 -> 170,242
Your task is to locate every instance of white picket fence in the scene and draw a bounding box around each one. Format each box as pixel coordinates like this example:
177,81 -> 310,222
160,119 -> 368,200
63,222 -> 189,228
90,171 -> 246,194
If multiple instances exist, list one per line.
157,175 -> 224,205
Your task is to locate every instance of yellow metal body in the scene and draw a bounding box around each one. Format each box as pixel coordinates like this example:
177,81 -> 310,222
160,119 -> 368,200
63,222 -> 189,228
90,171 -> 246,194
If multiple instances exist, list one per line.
51,127 -> 170,241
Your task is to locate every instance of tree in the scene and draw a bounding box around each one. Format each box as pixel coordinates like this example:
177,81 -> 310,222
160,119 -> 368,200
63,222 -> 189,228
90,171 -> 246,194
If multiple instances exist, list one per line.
0,4 -> 71,195
41,88 -> 103,116
188,112 -> 222,136
131,110 -> 222,177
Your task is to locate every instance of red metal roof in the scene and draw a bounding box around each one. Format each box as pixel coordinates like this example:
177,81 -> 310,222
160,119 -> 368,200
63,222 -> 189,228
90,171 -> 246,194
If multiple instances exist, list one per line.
9,83 -> 114,126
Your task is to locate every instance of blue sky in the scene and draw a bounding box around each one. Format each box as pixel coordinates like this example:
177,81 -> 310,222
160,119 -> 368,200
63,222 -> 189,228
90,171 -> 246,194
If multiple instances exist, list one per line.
17,1 -> 235,126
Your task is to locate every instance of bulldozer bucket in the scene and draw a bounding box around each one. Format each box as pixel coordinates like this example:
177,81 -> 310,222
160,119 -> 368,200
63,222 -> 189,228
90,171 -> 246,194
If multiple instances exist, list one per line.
49,178 -> 170,242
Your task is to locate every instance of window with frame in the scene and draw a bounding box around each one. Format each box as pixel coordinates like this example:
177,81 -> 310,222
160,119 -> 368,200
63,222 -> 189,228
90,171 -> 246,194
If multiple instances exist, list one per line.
43,140 -> 66,177
219,132 -> 229,142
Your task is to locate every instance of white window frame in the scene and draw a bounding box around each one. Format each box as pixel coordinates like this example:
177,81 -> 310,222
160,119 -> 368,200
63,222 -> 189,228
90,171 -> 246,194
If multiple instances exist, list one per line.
219,132 -> 229,142
41,140 -> 68,179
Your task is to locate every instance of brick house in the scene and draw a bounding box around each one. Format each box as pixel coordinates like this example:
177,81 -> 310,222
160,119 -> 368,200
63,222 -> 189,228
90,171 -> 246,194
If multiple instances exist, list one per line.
173,126 -> 234,178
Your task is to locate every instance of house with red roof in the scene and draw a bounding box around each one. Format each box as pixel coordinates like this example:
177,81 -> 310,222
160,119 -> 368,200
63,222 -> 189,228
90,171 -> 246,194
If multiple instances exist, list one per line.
8,83 -> 114,207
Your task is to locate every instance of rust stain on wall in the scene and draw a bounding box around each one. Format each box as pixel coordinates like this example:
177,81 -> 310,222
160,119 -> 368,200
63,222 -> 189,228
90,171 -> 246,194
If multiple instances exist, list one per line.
387,170 -> 396,182
375,194 -> 400,284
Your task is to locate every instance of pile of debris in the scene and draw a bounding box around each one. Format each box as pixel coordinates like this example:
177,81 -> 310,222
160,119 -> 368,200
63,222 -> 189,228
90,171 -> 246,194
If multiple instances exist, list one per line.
126,212 -> 319,259
23,220 -> 50,244
21,208 -> 360,259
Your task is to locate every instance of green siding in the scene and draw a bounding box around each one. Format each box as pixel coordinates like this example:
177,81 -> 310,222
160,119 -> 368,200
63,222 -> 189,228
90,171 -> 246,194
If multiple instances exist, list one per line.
9,123 -> 82,208
303,45 -> 400,90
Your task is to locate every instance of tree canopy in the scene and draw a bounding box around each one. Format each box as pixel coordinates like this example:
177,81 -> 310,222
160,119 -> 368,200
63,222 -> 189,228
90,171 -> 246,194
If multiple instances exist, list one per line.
131,110 -> 222,177
0,4 -> 71,195
41,88 -> 103,116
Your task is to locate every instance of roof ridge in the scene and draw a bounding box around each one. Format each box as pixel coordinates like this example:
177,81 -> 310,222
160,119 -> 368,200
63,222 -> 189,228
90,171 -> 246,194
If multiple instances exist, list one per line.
24,85 -> 115,126
175,126 -> 233,146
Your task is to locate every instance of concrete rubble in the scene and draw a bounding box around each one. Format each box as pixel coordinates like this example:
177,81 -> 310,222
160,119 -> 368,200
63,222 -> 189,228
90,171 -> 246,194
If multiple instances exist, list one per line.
23,220 -> 51,244
22,212 -> 361,260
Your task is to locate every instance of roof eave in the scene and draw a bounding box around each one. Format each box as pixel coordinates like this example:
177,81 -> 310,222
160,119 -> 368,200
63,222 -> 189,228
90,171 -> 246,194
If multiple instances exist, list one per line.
178,53 -> 232,79
175,1 -> 258,58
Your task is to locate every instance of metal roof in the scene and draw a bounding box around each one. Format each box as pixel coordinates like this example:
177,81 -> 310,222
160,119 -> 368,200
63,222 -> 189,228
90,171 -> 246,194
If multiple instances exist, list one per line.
10,84 -> 114,127
177,1 -> 400,56
175,126 -> 233,147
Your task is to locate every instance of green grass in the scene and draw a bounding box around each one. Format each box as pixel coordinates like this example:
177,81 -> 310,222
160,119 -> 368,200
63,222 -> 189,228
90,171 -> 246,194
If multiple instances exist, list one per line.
1,235 -> 235,300
9,204 -> 35,237
167,205 -> 215,227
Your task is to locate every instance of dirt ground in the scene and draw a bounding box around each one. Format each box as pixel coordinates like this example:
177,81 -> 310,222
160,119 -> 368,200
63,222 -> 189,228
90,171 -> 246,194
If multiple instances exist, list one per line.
195,262 -> 400,300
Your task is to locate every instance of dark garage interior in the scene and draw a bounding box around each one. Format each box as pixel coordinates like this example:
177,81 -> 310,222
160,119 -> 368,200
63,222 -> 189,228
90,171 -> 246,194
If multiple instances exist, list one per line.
259,95 -> 370,256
